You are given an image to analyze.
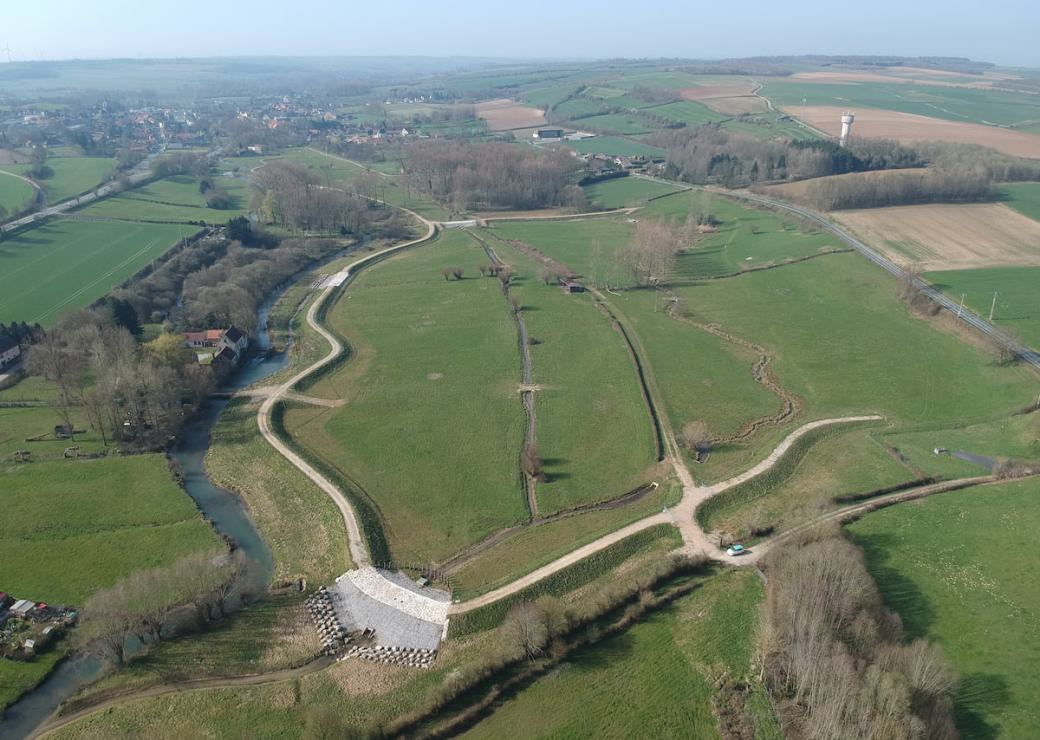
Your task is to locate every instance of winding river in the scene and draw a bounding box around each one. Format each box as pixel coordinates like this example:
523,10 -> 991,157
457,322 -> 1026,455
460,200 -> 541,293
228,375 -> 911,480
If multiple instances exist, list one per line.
2,293 -> 290,740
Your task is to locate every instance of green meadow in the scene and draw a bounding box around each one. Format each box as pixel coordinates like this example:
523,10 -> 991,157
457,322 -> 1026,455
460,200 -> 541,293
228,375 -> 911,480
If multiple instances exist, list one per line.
999,182 -> 1040,222
848,478 -> 1040,738
77,175 -> 251,223
1,155 -> 116,204
0,171 -> 35,214
926,266 -> 1040,351
284,231 -> 527,563
582,176 -> 684,208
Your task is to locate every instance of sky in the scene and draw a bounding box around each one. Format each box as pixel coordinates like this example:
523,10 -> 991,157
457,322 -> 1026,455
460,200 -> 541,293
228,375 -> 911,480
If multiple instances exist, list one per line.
3,0 -> 1038,67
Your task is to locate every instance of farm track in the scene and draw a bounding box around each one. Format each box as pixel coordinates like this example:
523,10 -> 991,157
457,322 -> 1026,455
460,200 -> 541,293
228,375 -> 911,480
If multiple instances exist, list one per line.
31,657 -> 334,739
661,288 -> 801,444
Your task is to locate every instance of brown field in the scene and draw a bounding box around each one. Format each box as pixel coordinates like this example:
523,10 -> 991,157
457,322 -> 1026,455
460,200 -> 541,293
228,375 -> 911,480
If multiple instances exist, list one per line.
784,106 -> 1040,158
476,98 -> 547,131
790,69 -> 1014,89
679,84 -> 757,100
703,96 -> 767,115
0,150 -> 29,165
833,203 -> 1040,270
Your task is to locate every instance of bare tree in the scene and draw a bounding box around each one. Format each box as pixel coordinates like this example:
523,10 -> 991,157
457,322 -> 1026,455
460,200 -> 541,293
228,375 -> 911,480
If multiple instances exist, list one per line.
679,420 -> 711,459
522,443 -> 544,481
501,602 -> 549,660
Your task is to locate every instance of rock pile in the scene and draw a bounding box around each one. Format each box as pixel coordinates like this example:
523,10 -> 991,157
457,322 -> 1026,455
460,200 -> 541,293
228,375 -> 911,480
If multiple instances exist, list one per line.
306,587 -> 350,656
342,644 -> 437,668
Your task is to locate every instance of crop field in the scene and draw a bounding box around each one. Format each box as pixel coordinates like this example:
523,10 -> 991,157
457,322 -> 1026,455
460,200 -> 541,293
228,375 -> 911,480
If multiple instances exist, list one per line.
782,105 -> 1040,158
762,79 -> 1040,130
0,170 -> 35,214
474,99 -> 546,131
1,155 -> 116,204
925,266 -> 1040,351
76,175 -> 251,223
493,240 -> 659,513
581,176 -> 684,208
1000,181 -> 1040,222
563,136 -> 666,158
646,100 -> 727,126
460,570 -> 780,740
848,478 -> 1040,738
0,219 -> 186,325
834,203 -> 1040,270
283,231 -> 527,563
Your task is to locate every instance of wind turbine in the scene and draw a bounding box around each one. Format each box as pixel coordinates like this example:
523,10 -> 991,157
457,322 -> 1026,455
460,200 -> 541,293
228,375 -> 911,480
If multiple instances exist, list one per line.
1,44 -> 12,63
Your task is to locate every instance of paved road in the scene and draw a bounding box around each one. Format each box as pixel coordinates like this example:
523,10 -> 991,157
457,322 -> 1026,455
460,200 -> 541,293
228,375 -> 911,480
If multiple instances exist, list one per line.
635,174 -> 1040,370
255,208 -> 437,570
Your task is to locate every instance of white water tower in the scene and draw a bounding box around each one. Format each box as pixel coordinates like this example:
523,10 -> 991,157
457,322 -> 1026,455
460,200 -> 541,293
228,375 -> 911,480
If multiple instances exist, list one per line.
839,111 -> 855,147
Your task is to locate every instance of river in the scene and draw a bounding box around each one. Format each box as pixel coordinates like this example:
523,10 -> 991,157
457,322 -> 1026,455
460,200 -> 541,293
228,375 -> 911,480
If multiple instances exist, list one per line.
1,291 -> 290,740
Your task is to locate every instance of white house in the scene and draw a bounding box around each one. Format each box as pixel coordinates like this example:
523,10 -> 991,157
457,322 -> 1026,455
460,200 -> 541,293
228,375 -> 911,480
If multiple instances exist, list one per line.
0,336 -> 20,370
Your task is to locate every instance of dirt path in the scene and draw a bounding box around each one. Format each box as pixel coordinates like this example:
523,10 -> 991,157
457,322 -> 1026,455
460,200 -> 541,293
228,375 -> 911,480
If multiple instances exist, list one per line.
31,657 -> 333,739
240,386 -> 345,408
256,207 -> 437,569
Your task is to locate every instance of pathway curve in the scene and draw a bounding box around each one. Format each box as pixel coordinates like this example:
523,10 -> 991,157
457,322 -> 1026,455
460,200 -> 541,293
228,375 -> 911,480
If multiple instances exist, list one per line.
256,207 -> 437,569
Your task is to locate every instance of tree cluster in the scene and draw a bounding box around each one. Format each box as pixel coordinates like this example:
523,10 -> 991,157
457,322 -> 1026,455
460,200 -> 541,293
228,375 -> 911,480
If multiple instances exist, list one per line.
655,126 -> 921,187
762,530 -> 958,739
404,140 -> 582,211
618,217 -> 693,286
151,152 -> 210,179
79,550 -> 259,665
26,310 -> 214,449
805,169 -> 995,210
253,160 -> 372,233
0,321 -> 44,347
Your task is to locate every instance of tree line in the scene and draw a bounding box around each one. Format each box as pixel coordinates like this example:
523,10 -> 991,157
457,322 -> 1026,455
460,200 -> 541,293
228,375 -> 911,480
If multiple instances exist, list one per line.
403,140 -> 586,211
654,126 -> 922,187
804,169 -> 995,210
761,527 -> 958,738
79,549 -> 260,666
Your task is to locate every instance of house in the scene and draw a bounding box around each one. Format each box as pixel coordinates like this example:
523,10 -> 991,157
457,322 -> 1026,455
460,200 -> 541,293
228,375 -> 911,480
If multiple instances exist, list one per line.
211,346 -> 239,370
0,335 -> 20,370
11,600 -> 35,618
533,128 -> 564,140
183,329 -> 227,349
220,326 -> 249,356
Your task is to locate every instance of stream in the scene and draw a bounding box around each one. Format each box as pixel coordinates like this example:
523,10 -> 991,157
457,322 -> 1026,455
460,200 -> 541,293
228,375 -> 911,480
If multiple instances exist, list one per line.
2,291 -> 290,740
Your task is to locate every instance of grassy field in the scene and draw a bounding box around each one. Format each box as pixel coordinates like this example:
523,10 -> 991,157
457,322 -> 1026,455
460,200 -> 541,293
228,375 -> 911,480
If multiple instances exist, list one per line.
449,481 -> 680,599
1,155 -> 116,205
648,100 -> 727,126
564,136 -> 666,158
0,219 -> 186,325
205,398 -> 352,584
76,175 -> 251,223
1000,182 -> 1040,222
460,570 -> 780,740
492,239 -> 659,514
582,176 -> 684,208
284,231 -> 527,563
577,113 -> 657,135
848,478 -> 1040,738
0,170 -> 35,214
926,266 -> 1040,351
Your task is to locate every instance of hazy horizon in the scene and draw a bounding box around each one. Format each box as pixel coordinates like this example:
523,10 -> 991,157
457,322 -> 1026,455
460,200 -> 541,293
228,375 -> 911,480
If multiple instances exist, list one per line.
4,0 -> 1038,68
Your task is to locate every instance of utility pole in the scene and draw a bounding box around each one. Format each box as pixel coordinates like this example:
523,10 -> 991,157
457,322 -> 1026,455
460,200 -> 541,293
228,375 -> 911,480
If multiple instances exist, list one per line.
990,291 -> 998,322
956,293 -> 965,319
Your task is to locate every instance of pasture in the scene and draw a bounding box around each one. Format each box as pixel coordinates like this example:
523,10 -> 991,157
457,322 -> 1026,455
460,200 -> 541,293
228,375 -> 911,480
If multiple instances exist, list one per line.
834,203 -> 1040,270
0,219 -> 186,325
1000,181 -> 1040,222
283,231 -> 528,564
577,112 -> 657,135
848,478 -> 1040,738
1,155 -> 116,204
493,239 -> 660,514
0,170 -> 36,214
926,266 -> 1040,351
76,175 -> 251,223
582,176 -> 684,208
647,100 -> 727,126
460,570 -> 780,740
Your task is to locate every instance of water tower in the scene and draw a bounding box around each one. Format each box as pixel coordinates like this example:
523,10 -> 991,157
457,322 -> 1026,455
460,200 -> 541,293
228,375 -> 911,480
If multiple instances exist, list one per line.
839,112 -> 855,147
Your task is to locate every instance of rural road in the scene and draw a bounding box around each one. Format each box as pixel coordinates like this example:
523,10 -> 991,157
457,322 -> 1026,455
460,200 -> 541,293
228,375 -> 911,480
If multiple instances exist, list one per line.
254,205 -> 437,570
635,173 -> 1040,370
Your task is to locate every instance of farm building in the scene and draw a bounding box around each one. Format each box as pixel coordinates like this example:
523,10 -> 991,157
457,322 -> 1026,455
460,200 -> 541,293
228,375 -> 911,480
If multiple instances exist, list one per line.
183,326 -> 249,366
0,335 -> 21,370
533,128 -> 564,140
562,279 -> 586,293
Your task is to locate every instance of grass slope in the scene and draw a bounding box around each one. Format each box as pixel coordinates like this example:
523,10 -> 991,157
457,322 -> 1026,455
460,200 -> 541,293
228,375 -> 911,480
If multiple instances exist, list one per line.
77,175 -> 251,223
0,170 -> 35,214
926,266 -> 1040,352
848,478 -> 1040,738
2,156 -> 116,204
582,176 -> 683,209
284,231 -> 526,563
999,182 -> 1040,222
0,219 -> 185,325
460,570 -> 780,740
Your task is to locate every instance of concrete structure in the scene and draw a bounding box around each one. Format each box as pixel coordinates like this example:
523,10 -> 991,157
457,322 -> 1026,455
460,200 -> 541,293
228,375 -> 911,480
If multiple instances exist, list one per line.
533,128 -> 564,140
0,336 -> 20,370
839,111 -> 855,147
